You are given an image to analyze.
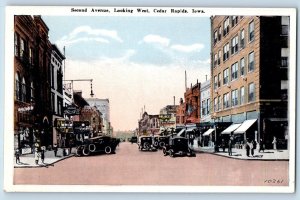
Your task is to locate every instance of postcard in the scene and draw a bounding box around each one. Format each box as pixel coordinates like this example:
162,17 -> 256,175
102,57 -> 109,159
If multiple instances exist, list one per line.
3,6 -> 296,193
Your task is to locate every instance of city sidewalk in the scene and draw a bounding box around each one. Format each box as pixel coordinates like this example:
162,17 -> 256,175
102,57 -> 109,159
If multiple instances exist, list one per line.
14,148 -> 75,168
190,144 -> 289,161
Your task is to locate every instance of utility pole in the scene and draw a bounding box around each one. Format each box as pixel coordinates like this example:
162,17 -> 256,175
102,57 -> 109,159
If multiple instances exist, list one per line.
63,79 -> 95,101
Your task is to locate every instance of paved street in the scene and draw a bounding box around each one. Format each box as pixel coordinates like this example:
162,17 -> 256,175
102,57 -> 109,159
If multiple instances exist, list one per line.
14,142 -> 289,186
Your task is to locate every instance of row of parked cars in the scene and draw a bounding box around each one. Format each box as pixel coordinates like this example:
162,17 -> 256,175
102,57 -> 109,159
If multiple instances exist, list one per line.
136,135 -> 196,158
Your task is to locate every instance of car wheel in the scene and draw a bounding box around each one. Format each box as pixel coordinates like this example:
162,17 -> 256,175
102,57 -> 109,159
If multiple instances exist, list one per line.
154,141 -> 159,147
143,142 -> 150,151
89,144 -> 96,152
82,147 -> 90,156
75,146 -> 82,157
163,148 -> 168,156
159,142 -> 165,148
169,149 -> 174,157
104,146 -> 112,154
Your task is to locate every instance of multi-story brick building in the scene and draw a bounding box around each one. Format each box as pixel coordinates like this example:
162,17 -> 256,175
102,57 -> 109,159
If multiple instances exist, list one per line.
211,16 -> 289,149
14,15 -> 53,152
184,81 -> 201,124
138,112 -> 160,136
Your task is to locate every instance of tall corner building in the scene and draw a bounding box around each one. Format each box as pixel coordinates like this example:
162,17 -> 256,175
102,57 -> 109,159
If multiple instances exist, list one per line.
210,16 -> 289,149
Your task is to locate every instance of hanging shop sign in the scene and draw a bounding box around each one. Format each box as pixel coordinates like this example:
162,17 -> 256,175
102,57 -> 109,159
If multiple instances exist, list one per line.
63,105 -> 80,116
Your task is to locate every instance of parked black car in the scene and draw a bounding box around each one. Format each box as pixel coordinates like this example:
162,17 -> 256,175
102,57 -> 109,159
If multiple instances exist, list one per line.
153,135 -> 169,149
76,136 -> 120,156
129,136 -> 138,143
138,136 -> 157,151
162,136 -> 195,157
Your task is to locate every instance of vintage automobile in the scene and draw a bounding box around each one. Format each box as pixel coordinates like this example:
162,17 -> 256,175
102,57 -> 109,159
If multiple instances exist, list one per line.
76,136 -> 120,156
162,136 -> 196,157
153,135 -> 169,149
138,136 -> 157,151
128,136 -> 138,143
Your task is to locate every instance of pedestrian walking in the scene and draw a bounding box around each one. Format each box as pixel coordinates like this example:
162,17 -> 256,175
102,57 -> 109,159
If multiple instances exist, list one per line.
251,140 -> 256,157
272,136 -> 277,150
228,136 -> 233,156
221,139 -> 226,152
41,146 -> 45,164
53,144 -> 58,157
34,147 -> 39,165
259,139 -> 265,153
15,148 -> 20,164
245,138 -> 251,157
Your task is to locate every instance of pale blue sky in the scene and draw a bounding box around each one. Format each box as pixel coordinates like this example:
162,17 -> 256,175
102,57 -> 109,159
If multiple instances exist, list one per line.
42,16 -> 211,130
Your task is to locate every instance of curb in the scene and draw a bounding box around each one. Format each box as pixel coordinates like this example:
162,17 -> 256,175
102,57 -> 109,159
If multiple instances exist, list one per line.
192,148 -> 289,161
14,154 -> 75,168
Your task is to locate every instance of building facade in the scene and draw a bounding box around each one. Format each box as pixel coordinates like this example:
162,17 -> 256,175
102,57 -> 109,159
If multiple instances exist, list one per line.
138,112 -> 160,136
86,98 -> 111,135
200,79 -> 211,122
184,82 -> 201,124
50,44 -> 65,146
211,16 -> 289,148
14,15 -> 53,152
159,105 -> 178,133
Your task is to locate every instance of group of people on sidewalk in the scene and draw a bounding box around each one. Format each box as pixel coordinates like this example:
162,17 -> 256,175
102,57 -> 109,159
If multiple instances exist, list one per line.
14,143 -> 65,165
219,135 -> 271,157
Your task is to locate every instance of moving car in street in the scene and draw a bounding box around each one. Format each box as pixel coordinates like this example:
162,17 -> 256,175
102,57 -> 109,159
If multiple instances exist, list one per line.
76,136 -> 120,156
162,136 -> 196,157
153,135 -> 169,149
128,136 -> 138,143
138,136 -> 157,151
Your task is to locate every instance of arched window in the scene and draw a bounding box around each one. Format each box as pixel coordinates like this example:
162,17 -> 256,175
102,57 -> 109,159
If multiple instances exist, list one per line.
22,77 -> 26,102
15,73 -> 20,100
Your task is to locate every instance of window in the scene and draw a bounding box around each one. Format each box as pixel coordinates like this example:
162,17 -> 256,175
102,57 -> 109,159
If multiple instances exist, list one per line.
223,93 -> 230,108
14,33 -> 19,57
249,20 -> 255,42
21,77 -> 26,102
240,29 -> 245,49
231,62 -> 238,81
223,43 -> 229,61
20,38 -> 25,59
218,73 -> 221,87
248,83 -> 255,102
223,17 -> 230,36
214,97 -> 218,112
281,25 -> 289,35
51,93 -> 55,113
218,96 -> 221,111
29,48 -> 33,65
248,51 -> 255,72
281,57 -> 288,68
15,73 -> 20,100
207,99 -> 210,115
218,50 -> 222,65
223,68 -> 229,85
214,30 -> 218,44
240,87 -> 245,105
202,100 -> 206,116
240,57 -> 245,76
218,27 -> 222,41
214,53 -> 218,67
231,35 -> 239,54
231,89 -> 238,106
214,75 -> 218,89
231,16 -> 238,27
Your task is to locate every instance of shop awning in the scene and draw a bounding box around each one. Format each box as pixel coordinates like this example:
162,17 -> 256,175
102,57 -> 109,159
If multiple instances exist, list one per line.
203,128 -> 215,136
233,119 -> 257,134
221,123 -> 241,134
